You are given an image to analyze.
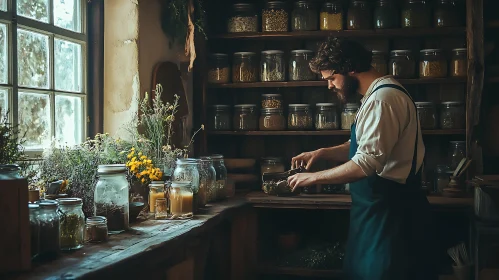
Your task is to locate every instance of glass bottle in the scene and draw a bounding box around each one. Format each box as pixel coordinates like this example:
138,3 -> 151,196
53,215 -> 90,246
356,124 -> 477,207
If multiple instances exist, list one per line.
211,154 -> 228,200
200,156 -> 217,203
449,141 -> 466,171
262,93 -> 283,109
36,200 -> 60,259
419,49 -> 448,78
288,104 -> 313,130
232,52 -> 258,83
389,50 -> 416,78
57,198 -> 85,251
415,102 -> 437,129
262,1 -> 289,32
149,181 -> 165,213
260,108 -> 286,130
320,1 -> 343,31
401,0 -> 431,28
173,158 -> 202,212
440,101 -> 465,129
169,182 -> 194,217
341,103 -> 360,130
209,105 -> 231,130
434,165 -> 451,193
289,50 -> 316,81
233,104 -> 258,131
450,48 -> 467,77
261,50 -> 285,82
291,1 -> 317,31
208,53 -> 230,84
434,0 -> 460,27
347,0 -> 371,30
228,3 -> 258,33
29,203 -> 40,259
374,0 -> 398,29
315,103 -> 338,130
85,216 -> 108,243
372,50 -> 388,75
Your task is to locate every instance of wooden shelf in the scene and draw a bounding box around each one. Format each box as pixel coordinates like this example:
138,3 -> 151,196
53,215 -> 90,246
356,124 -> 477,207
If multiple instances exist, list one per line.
259,265 -> 342,278
207,130 -> 465,136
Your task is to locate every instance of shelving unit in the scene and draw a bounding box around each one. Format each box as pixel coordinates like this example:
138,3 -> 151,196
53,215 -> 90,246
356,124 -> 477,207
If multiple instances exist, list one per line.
207,129 -> 466,136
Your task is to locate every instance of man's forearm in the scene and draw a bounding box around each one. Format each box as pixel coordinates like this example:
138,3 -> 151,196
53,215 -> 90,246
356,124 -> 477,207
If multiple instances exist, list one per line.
318,141 -> 351,162
313,160 -> 367,185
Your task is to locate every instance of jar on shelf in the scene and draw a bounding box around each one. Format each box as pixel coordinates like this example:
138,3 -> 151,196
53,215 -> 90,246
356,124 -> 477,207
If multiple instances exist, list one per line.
449,141 -> 466,171
389,50 -> 416,78
401,0 -> 431,28
232,52 -> 258,83
94,164 -> 129,232
262,1 -> 289,32
434,0 -> 460,27
288,104 -> 313,130
261,157 -> 286,175
149,181 -> 165,213
372,50 -> 388,75
209,105 -> 231,130
440,101 -> 465,129
85,216 -> 108,243
36,200 -> 60,259
29,204 -> 40,259
233,104 -> 258,131
434,165 -> 451,193
169,181 -> 194,217
261,50 -> 285,82
260,108 -> 286,130
450,48 -> 467,77
419,49 -> 448,78
211,154 -> 228,200
208,53 -> 230,84
374,0 -> 398,29
315,103 -> 338,130
320,1 -> 343,31
262,93 -> 283,109
200,156 -> 217,203
341,103 -> 359,130
228,3 -> 258,33
415,102 -> 437,129
154,198 -> 168,220
289,50 -> 316,81
173,158 -> 203,211
291,1 -> 317,31
57,198 -> 85,251
347,0 -> 371,30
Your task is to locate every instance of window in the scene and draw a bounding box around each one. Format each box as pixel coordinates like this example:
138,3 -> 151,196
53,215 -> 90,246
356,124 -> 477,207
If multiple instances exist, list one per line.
0,0 -> 86,151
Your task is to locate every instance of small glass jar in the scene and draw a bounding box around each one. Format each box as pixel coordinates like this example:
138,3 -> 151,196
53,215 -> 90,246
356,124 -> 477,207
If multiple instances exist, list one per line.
85,216 -> 108,243
289,50 -> 315,81
440,101 -> 465,129
415,102 -> 437,129
262,1 -> 289,32
315,103 -> 338,130
372,50 -> 388,75
288,104 -> 313,130
233,52 -> 258,83
233,104 -> 258,131
169,182 -> 194,217
261,157 -> 285,175
228,3 -> 258,33
208,53 -> 230,84
29,204 -> 40,259
374,0 -> 398,29
57,198 -> 85,251
209,105 -> 231,130
450,48 -> 467,77
173,158 -> 202,211
211,154 -> 228,200
261,50 -> 285,82
389,50 -> 416,78
292,1 -> 317,31
149,181 -> 165,213
449,141 -> 466,171
262,93 -> 283,109
435,165 -> 451,193
401,0 -> 431,28
347,0 -> 371,30
434,0 -> 460,27
341,103 -> 359,130
154,198 -> 169,220
37,200 -> 60,259
419,49 -> 448,78
320,1 -> 343,31
200,157 -> 217,203
260,108 -> 286,130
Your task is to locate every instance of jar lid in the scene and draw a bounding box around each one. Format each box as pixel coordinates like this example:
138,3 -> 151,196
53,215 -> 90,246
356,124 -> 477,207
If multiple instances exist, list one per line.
98,164 -> 127,174
420,48 -> 443,54
390,50 -> 412,56
176,158 -> 201,165
408,0 -> 427,3
288,104 -> 310,108
352,0 -> 368,4
450,141 -> 465,145
211,53 -> 228,58
372,50 -> 385,54
290,50 -> 314,55
441,101 -> 464,105
45,193 -> 68,200
37,199 -> 59,208
171,181 -> 192,188
262,157 -> 282,164
234,104 -> 257,108
212,104 -> 229,108
200,156 -> 213,161
233,3 -> 254,9
261,50 -> 284,55
150,181 -> 165,187
262,108 -> 284,113
56,197 -> 82,205
86,216 -> 107,225
316,103 -> 337,107
0,164 -> 21,172
29,204 -> 40,210
262,93 -> 282,97
345,103 -> 360,108
323,1 -> 342,8
452,48 -> 466,54
234,52 -> 256,57
211,154 -> 224,160
415,101 -> 434,107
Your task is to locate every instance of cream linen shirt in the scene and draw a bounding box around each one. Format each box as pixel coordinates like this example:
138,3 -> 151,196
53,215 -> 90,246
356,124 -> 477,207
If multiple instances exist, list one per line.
350,76 -> 425,184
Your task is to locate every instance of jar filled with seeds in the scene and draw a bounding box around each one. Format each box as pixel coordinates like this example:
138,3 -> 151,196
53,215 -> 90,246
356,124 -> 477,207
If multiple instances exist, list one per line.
415,102 -> 437,129
232,52 -> 258,83
401,0 -> 431,28
262,93 -> 283,109
374,0 -> 398,29
57,198 -> 85,251
341,103 -> 359,130
261,157 -> 285,175
292,1 -> 317,31
372,50 -> 388,75
449,141 -> 466,171
209,105 -> 231,130
289,50 -> 316,81
261,50 -> 285,82
36,200 -> 60,259
434,0 -> 460,27
440,101 -> 465,129
29,204 -> 40,260
263,1 -> 289,32
208,53 -> 230,84
450,48 -> 467,77
260,108 -> 286,130
233,104 -> 258,131
211,154 -> 228,200
228,3 -> 258,33
288,104 -> 313,130
320,1 -> 343,31
389,50 -> 416,78
347,0 -> 371,30
315,103 -> 338,130
420,49 -> 447,78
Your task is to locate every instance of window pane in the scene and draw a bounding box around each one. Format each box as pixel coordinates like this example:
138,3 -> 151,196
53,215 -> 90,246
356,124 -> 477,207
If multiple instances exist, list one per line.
54,0 -> 81,32
0,88 -> 7,114
18,29 -> 50,89
55,95 -> 82,146
17,0 -> 50,23
0,0 -> 6,12
55,39 -> 82,92
18,92 -> 51,149
0,24 -> 7,84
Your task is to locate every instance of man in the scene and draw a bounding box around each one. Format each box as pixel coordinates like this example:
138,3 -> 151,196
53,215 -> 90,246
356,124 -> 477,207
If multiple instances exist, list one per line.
287,37 -> 437,280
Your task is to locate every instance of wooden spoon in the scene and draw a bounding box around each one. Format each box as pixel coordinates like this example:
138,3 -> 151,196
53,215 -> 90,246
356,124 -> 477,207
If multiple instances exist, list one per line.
453,158 -> 467,177
457,160 -> 472,178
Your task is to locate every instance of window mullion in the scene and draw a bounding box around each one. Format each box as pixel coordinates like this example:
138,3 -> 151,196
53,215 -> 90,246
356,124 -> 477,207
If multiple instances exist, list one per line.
11,0 -> 18,126
49,0 -> 54,26
49,33 -> 55,139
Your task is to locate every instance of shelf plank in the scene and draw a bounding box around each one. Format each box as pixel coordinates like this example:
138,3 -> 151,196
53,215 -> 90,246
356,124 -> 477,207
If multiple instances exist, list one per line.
207,130 -> 465,136
259,265 -> 342,278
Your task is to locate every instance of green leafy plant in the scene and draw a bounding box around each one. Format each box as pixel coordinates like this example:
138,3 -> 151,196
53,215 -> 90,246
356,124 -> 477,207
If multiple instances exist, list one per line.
0,110 -> 25,164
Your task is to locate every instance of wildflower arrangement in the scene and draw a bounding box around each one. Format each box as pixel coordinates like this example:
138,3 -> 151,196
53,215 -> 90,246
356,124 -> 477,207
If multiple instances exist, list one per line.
126,147 -> 163,184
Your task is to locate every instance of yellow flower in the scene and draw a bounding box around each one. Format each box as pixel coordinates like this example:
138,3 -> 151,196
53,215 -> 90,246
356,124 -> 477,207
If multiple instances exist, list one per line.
141,178 -> 146,183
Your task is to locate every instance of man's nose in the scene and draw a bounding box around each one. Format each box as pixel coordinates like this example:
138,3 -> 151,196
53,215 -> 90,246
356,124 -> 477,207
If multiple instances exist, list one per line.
328,80 -> 335,89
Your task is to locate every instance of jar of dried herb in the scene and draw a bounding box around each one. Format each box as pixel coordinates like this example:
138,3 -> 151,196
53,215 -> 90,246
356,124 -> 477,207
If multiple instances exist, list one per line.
261,157 -> 285,175
211,154 -> 228,200
320,1 -> 343,31
57,198 -> 85,250
209,105 -> 231,130
36,199 -> 60,259
341,103 -> 359,130
29,203 -> 40,260
401,0 -> 431,28
289,50 -> 315,81
389,50 -> 416,78
262,93 -> 283,109
208,53 -> 230,84
199,157 -> 217,203
374,0 -> 398,29
434,0 -> 460,27
372,50 -> 388,75
288,104 -> 313,130
347,0 -> 371,30
85,216 -> 108,243
291,1 -> 317,31
415,102 -> 437,129
232,52 -> 258,83
228,3 -> 258,33
450,48 -> 467,77
233,104 -> 258,131
440,101 -> 465,129
262,1 -> 289,32
260,108 -> 286,130
261,50 -> 285,82
419,49 -> 448,78
315,103 -> 338,130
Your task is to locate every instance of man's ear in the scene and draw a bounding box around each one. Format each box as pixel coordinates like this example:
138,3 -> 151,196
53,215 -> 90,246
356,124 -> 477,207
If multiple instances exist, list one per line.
348,71 -> 355,76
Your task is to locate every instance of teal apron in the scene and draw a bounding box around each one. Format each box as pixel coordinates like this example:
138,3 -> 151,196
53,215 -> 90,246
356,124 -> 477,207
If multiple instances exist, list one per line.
344,84 -> 438,280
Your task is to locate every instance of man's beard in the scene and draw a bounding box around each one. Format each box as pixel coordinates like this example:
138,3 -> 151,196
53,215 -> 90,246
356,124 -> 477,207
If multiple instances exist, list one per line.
332,75 -> 359,103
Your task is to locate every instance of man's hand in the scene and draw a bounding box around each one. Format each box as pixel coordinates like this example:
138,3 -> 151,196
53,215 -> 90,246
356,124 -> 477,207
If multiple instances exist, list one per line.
287,172 -> 317,192
291,150 -> 322,170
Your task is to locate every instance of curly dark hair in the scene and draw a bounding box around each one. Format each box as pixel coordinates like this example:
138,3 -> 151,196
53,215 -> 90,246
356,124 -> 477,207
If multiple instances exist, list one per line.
309,37 -> 373,75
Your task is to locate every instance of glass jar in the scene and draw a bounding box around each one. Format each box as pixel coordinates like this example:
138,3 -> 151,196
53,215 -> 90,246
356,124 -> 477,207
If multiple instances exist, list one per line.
419,49 -> 447,78
232,52 -> 258,83
173,158 -> 202,211
415,102 -> 437,129
233,104 -> 258,131
228,3 -> 258,33
315,103 -> 338,130
262,93 -> 283,109
434,0 -> 460,27
94,164 -> 130,232
261,157 -> 285,175
200,157 -> 217,203
260,108 -> 286,130
36,200 -> 60,259
170,182 -> 194,217
85,216 -> 108,243
389,50 -> 416,78
261,50 -> 285,82
155,198 -> 169,220
435,165 -> 451,193
347,0 -> 371,30
372,50 -> 388,75
209,105 -> 231,130
341,103 -> 359,130
29,204 -> 40,259
57,198 -> 85,251
288,104 -> 313,130
208,53 -> 230,84
374,0 -> 398,29
401,0 -> 431,28
450,48 -> 467,77
440,101 -> 465,129
262,1 -> 289,32
211,154 -> 228,200
149,181 -> 165,213
449,141 -> 466,171
320,1 -> 343,31
292,1 -> 317,31
289,50 -> 316,81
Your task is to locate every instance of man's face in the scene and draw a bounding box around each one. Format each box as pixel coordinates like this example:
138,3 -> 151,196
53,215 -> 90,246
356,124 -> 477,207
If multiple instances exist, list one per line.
320,70 -> 359,102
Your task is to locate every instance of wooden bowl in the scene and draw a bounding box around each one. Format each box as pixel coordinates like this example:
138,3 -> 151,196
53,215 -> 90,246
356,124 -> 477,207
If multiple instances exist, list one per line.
224,158 -> 256,171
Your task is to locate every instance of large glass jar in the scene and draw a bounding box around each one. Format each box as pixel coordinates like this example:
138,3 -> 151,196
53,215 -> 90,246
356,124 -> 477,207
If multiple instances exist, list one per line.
94,164 -> 129,232
169,182 -> 194,217
401,0 -> 431,28
372,50 -> 388,75
434,0 -> 460,27
315,103 -> 338,130
36,200 -> 60,259
149,181 -> 165,213
211,155 -> 228,200
233,104 -> 258,131
208,53 -> 230,84
261,50 -> 285,82
261,157 -> 285,175
209,105 -> 231,130
347,0 -> 371,30
291,1 -> 317,31
420,49 -> 447,78
57,198 -> 85,251
320,1 -> 343,31
341,103 -> 359,130
435,165 -> 451,193
450,48 -> 467,77
449,141 -> 466,171
200,157 -> 217,203
260,108 -> 286,130
233,52 -> 258,83
262,93 -> 283,109
389,50 -> 416,78
173,159 -> 202,212
288,104 -> 313,130
440,101 -> 465,129
85,216 -> 108,243
415,102 -> 437,129
262,1 -> 289,32
29,204 -> 40,260
289,50 -> 315,81
374,0 -> 398,29
228,3 -> 258,33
